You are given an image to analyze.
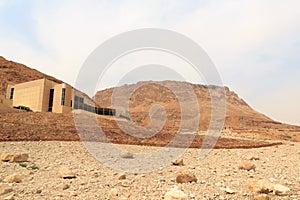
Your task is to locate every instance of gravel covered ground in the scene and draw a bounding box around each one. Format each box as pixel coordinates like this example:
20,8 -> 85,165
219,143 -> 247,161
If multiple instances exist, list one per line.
0,141 -> 299,200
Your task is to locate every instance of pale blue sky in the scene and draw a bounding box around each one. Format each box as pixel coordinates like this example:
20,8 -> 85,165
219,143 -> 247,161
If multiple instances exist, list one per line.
0,0 -> 300,125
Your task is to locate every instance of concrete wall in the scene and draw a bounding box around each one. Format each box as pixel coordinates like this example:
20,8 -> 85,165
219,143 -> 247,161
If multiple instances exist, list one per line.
12,79 -> 57,112
2,84 -> 13,106
5,84 -> 14,100
7,78 -> 95,114
52,83 -> 72,113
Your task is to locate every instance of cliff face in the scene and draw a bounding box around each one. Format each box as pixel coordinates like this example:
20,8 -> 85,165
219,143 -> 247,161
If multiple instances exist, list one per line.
94,80 -> 298,132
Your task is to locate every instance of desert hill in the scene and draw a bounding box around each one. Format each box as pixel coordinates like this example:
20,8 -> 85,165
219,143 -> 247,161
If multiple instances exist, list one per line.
0,56 -> 62,95
94,81 -> 300,141
0,59 -> 298,199
0,56 -> 299,143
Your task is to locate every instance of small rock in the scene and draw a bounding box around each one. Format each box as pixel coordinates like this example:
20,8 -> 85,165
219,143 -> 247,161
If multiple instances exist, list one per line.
254,194 -> 270,200
120,152 -> 134,159
225,187 -> 235,194
249,156 -> 260,161
0,153 -> 29,163
58,165 -> 76,179
70,191 -> 77,196
176,168 -> 197,183
3,193 -> 14,200
118,173 -> 126,180
120,180 -> 130,187
4,174 -> 22,183
0,153 -> 13,162
248,179 -> 274,194
172,158 -> 184,166
0,185 -> 13,195
189,193 -> 195,199
238,161 -> 256,171
110,188 -> 119,197
164,187 -> 188,200
62,184 -> 69,190
273,184 -> 290,196
36,189 -> 42,194
12,154 -> 29,163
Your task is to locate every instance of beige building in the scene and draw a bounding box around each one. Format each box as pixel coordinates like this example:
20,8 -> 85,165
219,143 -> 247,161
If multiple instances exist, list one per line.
4,78 -> 115,116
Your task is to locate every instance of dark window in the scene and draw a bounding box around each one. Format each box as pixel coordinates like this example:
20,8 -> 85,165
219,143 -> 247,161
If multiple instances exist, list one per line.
10,87 -> 14,100
48,89 -> 54,112
61,88 -> 66,105
74,95 -> 84,109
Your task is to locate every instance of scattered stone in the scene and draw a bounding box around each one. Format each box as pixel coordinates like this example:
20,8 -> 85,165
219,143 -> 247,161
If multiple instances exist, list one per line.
3,193 -> 14,200
58,165 -> 76,179
238,161 -> 256,171
247,179 -> 274,194
273,184 -> 290,196
0,153 -> 29,163
118,173 -> 126,180
0,185 -> 13,195
254,194 -> 270,200
189,193 -> 195,199
225,187 -> 235,194
120,152 -> 134,159
120,180 -> 130,187
110,188 -> 119,197
176,168 -> 197,183
164,187 -> 188,200
36,189 -> 42,194
0,153 -> 13,162
62,184 -> 70,190
12,154 -> 29,162
172,158 -> 184,166
249,156 -> 260,161
70,191 -> 77,196
269,178 -> 276,182
3,174 -> 22,183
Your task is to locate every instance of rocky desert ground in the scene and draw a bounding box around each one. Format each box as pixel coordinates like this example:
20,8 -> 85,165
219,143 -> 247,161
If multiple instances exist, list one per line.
0,57 -> 299,199
0,139 -> 299,200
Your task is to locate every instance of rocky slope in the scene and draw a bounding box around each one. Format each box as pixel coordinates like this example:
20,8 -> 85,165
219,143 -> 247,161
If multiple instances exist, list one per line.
94,81 -> 300,140
0,56 -> 299,142
0,56 -> 62,95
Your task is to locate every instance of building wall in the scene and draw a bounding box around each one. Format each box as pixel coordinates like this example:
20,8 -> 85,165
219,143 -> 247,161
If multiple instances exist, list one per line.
2,83 -> 14,106
5,84 -> 14,100
12,79 -> 57,112
6,78 -> 109,115
52,83 -> 73,113
41,79 -> 58,112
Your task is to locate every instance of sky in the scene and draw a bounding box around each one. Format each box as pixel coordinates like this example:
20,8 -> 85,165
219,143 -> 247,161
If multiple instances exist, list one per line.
0,0 -> 300,125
